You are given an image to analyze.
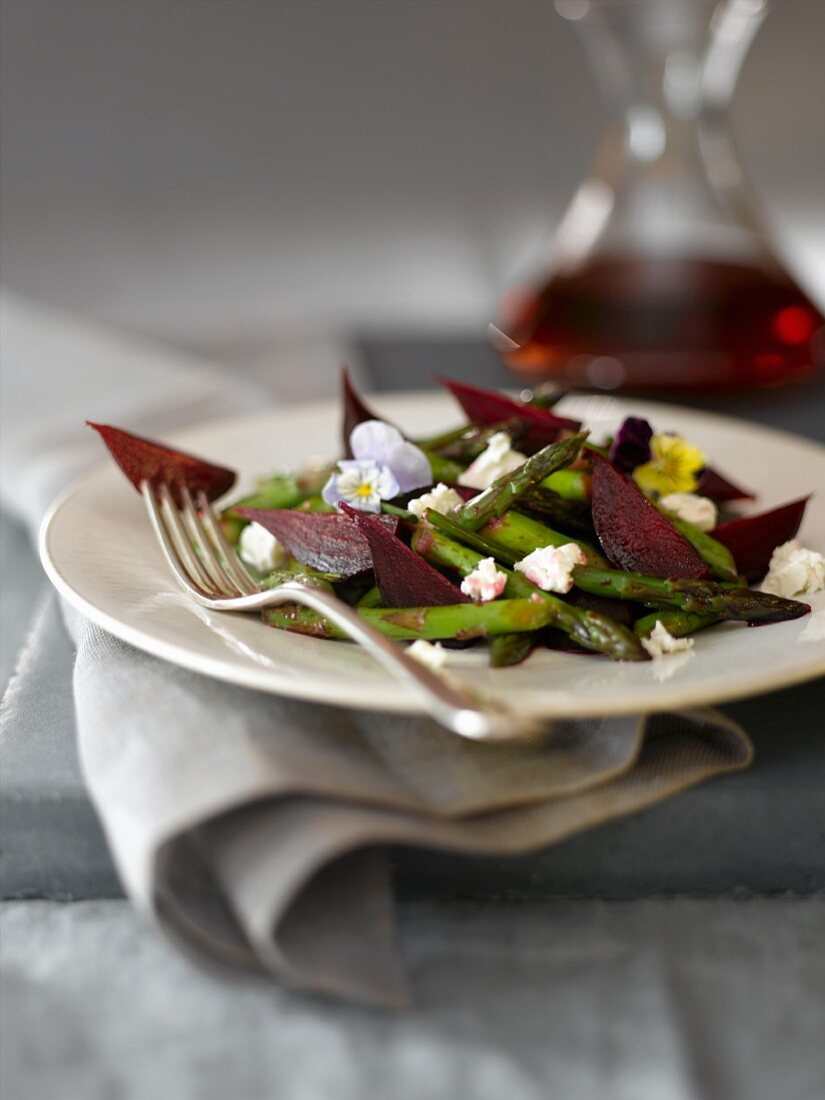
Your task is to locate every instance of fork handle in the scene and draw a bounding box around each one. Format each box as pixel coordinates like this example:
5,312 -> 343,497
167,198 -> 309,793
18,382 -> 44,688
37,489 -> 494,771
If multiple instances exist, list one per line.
211,582 -> 524,741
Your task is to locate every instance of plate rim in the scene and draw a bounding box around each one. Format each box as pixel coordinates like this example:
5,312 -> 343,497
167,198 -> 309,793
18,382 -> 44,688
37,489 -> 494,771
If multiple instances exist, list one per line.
39,393 -> 825,717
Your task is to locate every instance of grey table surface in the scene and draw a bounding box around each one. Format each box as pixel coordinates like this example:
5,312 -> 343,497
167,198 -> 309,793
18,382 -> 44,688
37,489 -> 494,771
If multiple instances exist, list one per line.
2,896 -> 824,1100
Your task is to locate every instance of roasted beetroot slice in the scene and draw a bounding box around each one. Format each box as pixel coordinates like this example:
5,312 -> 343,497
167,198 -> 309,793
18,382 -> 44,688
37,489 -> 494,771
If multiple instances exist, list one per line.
712,496 -> 809,580
237,509 -> 398,579
436,377 -> 580,451
590,453 -> 711,579
87,422 -> 236,504
697,466 -> 755,503
342,366 -> 391,457
340,504 -> 469,607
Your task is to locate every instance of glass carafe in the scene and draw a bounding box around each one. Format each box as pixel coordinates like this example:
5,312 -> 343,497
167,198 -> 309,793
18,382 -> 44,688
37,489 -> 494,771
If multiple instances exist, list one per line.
496,0 -> 824,392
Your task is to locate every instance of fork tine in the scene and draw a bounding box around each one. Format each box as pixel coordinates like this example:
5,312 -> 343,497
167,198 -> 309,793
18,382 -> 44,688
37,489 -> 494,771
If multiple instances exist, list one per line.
142,482 -> 202,597
157,484 -> 224,597
179,487 -> 242,597
196,492 -> 259,595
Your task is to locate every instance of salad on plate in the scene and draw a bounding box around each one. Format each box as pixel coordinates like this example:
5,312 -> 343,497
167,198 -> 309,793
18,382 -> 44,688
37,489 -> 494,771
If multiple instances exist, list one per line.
89,371 -> 824,671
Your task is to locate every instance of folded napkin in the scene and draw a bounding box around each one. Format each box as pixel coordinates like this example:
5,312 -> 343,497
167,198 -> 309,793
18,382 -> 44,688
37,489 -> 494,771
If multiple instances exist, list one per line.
0,292 -> 754,1005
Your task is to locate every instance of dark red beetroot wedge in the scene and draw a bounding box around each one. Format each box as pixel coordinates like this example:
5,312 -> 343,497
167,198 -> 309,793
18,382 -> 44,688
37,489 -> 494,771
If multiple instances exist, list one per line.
436,377 -> 581,452
697,466 -> 755,503
590,453 -> 711,579
342,366 -> 392,457
712,497 -> 809,580
237,508 -> 398,579
340,503 -> 469,607
87,422 -> 236,504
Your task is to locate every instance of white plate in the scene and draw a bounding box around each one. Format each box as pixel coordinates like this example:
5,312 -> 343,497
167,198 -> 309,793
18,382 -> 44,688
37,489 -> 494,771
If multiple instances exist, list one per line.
40,393 -> 825,717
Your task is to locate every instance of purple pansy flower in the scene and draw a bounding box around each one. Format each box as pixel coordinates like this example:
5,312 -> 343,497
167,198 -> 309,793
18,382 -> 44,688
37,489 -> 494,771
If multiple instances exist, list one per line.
609,416 -> 653,475
322,420 -> 432,513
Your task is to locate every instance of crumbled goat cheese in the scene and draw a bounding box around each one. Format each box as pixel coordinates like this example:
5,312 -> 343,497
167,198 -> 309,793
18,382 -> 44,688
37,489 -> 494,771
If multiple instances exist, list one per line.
460,557 -> 508,602
457,432 -> 527,491
660,492 -> 718,532
761,539 -> 825,598
407,483 -> 464,518
514,543 -> 586,593
239,522 -> 289,572
641,620 -> 695,659
407,639 -> 448,670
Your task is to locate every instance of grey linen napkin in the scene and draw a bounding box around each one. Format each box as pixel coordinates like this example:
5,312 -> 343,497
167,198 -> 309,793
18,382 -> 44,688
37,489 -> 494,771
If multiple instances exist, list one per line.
1,292 -> 754,1005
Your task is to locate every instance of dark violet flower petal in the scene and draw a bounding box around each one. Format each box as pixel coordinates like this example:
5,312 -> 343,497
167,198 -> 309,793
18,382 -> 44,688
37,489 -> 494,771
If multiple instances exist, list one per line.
609,417 -> 653,475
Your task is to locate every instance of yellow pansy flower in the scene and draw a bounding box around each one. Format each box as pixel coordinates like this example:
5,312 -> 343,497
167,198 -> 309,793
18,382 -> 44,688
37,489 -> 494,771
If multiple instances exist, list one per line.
632,434 -> 706,497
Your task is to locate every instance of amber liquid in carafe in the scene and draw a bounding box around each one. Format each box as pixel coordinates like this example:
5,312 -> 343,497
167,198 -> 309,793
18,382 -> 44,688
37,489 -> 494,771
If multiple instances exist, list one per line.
502,256 -> 825,392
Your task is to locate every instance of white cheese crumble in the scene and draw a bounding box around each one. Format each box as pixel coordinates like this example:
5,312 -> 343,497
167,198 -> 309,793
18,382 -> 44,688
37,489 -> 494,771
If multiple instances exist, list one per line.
457,432 -> 527,491
407,639 -> 448,670
407,483 -> 464,518
660,492 -> 718,532
238,522 -> 289,573
514,543 -> 586,593
460,557 -> 508,603
761,539 -> 825,598
640,620 -> 695,659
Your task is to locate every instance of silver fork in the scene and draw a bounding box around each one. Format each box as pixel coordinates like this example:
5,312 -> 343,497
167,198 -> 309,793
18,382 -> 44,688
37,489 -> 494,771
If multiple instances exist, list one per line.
141,481 -> 542,742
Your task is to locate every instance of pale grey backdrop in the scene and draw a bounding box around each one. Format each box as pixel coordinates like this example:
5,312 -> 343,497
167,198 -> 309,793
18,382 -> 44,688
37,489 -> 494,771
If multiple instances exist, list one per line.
2,0 -> 824,362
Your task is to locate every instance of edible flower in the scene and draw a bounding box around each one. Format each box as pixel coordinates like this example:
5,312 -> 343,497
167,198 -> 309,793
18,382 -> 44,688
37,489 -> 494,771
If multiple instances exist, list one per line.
322,420 -> 431,512
460,557 -> 508,603
609,416 -> 653,475
632,433 -> 706,497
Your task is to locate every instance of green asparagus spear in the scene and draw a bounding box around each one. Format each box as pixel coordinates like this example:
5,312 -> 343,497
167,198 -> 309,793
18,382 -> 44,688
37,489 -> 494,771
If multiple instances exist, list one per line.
412,523 -> 647,660
573,567 -> 808,623
380,501 -> 417,521
222,476 -> 306,543
412,424 -> 473,451
294,496 -> 336,514
478,511 -> 606,567
522,382 -> 563,409
634,610 -> 721,639
430,420 -> 527,462
520,487 -> 595,537
656,507 -> 739,583
356,585 -> 384,609
260,566 -> 339,589
489,633 -> 535,668
424,509 -> 520,565
426,452 -> 465,484
263,598 -> 564,641
222,467 -> 335,542
455,432 -> 588,530
538,469 -> 591,502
